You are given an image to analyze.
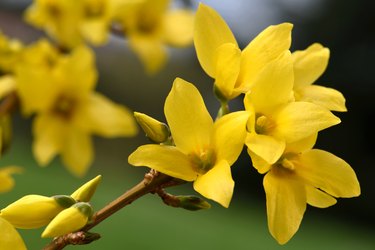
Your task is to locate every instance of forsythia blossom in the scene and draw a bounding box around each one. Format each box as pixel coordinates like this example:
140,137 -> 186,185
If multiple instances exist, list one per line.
129,78 -> 249,207
0,166 -> 22,193
13,40 -> 137,176
115,0 -> 194,73
194,4 -> 292,101
249,135 -> 360,244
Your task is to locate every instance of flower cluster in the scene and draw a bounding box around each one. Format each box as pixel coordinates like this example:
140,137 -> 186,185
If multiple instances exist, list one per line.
128,3 -> 360,244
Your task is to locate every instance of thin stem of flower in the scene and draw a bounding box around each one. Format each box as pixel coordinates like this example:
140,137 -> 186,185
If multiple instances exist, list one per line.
43,171 -> 181,250
216,101 -> 229,120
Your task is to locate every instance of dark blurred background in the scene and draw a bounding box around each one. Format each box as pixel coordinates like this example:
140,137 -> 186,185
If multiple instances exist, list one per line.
1,0 -> 374,249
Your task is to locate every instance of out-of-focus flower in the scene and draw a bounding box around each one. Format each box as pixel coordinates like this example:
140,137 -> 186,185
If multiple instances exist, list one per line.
194,4 -> 292,101
25,0 -> 120,48
42,202 -> 93,238
14,41 -> 137,176
0,194 -> 74,229
115,0 -> 194,73
0,31 -> 23,73
249,135 -> 360,244
0,166 -> 22,193
244,51 -> 340,165
292,43 -> 347,112
129,78 -> 249,207
0,217 -> 26,250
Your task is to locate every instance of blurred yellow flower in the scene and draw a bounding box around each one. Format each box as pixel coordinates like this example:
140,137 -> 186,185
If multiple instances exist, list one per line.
292,43 -> 347,112
244,51 -> 341,165
0,31 -> 23,73
129,78 -> 249,207
25,0 -> 119,48
0,166 -> 22,193
115,0 -> 194,73
0,217 -> 26,250
194,4 -> 292,100
249,135 -> 360,244
15,42 -> 138,176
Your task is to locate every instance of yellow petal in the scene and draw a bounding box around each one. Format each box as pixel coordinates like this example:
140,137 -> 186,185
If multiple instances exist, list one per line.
247,149 -> 272,174
295,85 -> 347,112
305,185 -> 337,208
0,217 -> 26,250
247,51 -> 294,114
297,149 -> 360,198
193,160 -> 234,208
246,133 -> 285,164
214,43 -> 241,100
194,3 -> 237,77
292,43 -> 329,88
264,169 -> 306,245
285,133 -> 318,154
81,19 -> 109,45
273,102 -> 341,143
129,36 -> 167,74
163,9 -> 194,47
238,23 -> 293,89
213,111 -> 249,165
128,144 -> 197,181
61,128 -> 93,177
74,93 -> 138,138
164,78 -> 213,154
32,114 -> 65,166
0,75 -> 16,99
0,166 -> 23,193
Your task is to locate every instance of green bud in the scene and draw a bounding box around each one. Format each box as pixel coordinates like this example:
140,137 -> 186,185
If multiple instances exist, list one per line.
134,112 -> 170,143
42,202 -> 93,238
177,195 -> 211,211
0,195 -> 65,229
53,195 -> 76,208
213,84 -> 229,103
71,175 -> 102,202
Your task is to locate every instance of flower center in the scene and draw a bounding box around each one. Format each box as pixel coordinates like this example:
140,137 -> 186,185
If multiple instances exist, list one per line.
189,149 -> 216,175
255,115 -> 275,134
274,153 -> 300,172
52,95 -> 76,119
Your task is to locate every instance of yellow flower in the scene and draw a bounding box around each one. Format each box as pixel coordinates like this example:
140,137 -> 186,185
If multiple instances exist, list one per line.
292,43 -> 347,111
0,166 -> 22,193
42,202 -> 93,238
0,195 -> 73,229
249,135 -> 360,244
25,0 -> 118,48
15,42 -> 138,176
116,0 -> 194,73
244,51 -> 341,165
0,217 -> 26,250
194,4 -> 292,100
0,31 -> 23,73
129,78 -> 249,207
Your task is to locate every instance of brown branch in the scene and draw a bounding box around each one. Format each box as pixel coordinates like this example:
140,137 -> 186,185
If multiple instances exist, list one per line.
0,91 -> 18,116
43,170 -> 182,250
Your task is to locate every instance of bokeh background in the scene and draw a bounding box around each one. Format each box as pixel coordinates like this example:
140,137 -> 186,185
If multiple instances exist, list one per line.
1,0 -> 374,249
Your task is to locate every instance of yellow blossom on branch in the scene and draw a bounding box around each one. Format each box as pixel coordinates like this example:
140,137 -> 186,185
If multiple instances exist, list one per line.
14,42 -> 138,176
249,135 -> 360,244
292,43 -> 347,112
129,78 -> 249,207
0,31 -> 23,73
244,51 -> 341,165
115,0 -> 194,73
194,3 -> 292,101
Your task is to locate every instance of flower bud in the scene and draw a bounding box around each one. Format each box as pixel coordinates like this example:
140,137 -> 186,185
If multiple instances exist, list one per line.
177,195 -> 211,211
0,195 -> 71,229
134,112 -> 170,143
42,202 -> 93,238
71,175 -> 102,202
